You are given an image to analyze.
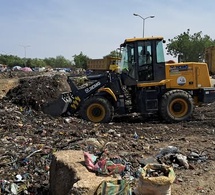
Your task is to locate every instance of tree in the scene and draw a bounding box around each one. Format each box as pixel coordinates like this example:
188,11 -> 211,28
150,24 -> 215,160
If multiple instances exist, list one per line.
44,57 -> 56,67
55,56 -> 71,68
0,54 -> 73,69
0,54 -> 24,67
104,50 -> 122,58
166,29 -> 215,62
43,56 -> 71,68
26,58 -> 46,68
73,52 -> 89,69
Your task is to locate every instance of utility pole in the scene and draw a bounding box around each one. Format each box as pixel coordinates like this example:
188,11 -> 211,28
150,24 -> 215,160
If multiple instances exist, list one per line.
19,45 -> 30,66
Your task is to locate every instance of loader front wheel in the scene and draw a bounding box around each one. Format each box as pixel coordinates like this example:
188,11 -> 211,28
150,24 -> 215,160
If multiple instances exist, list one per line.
80,97 -> 113,123
159,90 -> 194,123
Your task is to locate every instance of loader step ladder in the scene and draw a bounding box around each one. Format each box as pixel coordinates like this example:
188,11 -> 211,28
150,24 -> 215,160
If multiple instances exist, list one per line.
144,89 -> 158,111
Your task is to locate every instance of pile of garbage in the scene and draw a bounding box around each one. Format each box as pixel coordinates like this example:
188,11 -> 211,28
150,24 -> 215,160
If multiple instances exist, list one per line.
1,96 -> 210,194
0,73 -> 213,194
5,74 -> 71,111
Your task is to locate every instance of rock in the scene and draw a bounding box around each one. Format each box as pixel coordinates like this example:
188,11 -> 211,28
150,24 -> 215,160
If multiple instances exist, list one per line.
138,157 -> 158,166
49,150 -> 115,195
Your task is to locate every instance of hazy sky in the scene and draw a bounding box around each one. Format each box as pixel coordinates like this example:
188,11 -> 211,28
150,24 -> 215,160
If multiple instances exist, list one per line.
0,0 -> 214,61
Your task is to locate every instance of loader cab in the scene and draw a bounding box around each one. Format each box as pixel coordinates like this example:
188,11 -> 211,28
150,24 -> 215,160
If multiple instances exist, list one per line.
120,37 -> 166,83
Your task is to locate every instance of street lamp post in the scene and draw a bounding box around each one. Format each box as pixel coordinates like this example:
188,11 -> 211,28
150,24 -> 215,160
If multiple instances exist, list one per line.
133,13 -> 155,37
19,45 -> 30,66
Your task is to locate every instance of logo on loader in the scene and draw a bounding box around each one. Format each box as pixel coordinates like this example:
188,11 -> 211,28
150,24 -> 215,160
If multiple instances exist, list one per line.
84,81 -> 101,93
177,76 -> 186,86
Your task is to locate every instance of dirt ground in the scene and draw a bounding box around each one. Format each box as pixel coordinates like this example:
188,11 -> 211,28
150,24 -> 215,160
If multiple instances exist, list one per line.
0,71 -> 215,195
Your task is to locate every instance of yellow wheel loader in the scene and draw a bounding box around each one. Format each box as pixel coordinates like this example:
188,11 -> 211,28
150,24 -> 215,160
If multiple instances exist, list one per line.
43,37 -> 215,123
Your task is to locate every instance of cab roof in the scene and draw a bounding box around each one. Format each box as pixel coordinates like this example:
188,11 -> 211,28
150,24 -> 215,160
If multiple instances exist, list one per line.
121,36 -> 164,46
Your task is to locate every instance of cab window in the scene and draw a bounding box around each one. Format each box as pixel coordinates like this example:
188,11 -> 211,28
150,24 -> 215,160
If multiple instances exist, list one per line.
156,40 -> 165,63
138,41 -> 152,66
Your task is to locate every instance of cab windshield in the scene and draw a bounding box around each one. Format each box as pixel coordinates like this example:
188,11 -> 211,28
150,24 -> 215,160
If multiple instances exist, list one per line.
119,44 -> 134,74
119,47 -> 128,71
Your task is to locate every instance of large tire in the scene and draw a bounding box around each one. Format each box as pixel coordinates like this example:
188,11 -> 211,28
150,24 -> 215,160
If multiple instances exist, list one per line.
159,90 -> 194,123
80,96 -> 113,123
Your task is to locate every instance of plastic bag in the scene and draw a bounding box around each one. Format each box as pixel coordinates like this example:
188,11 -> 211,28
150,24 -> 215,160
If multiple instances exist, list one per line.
84,152 -> 125,175
95,179 -> 132,195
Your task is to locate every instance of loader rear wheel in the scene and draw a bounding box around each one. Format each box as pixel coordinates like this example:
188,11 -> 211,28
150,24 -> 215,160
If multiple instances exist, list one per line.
159,90 -> 194,123
80,97 -> 113,123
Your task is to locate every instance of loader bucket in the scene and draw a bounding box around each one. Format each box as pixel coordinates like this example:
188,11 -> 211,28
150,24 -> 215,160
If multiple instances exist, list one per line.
42,92 -> 75,117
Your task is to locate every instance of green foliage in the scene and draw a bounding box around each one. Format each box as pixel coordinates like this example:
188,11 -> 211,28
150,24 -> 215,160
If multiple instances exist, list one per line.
166,29 -> 215,62
0,55 -> 24,67
55,56 -> 71,68
0,54 -> 72,69
43,57 -> 56,67
26,58 -> 47,68
0,50 -> 120,70
104,50 -> 122,58
44,56 -> 71,68
73,52 -> 89,69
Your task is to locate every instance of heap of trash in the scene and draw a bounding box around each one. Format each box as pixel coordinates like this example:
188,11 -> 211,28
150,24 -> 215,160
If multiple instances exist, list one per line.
0,72 -> 213,194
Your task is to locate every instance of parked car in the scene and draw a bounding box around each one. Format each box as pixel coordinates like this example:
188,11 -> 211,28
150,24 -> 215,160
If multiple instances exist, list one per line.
12,66 -> 22,71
